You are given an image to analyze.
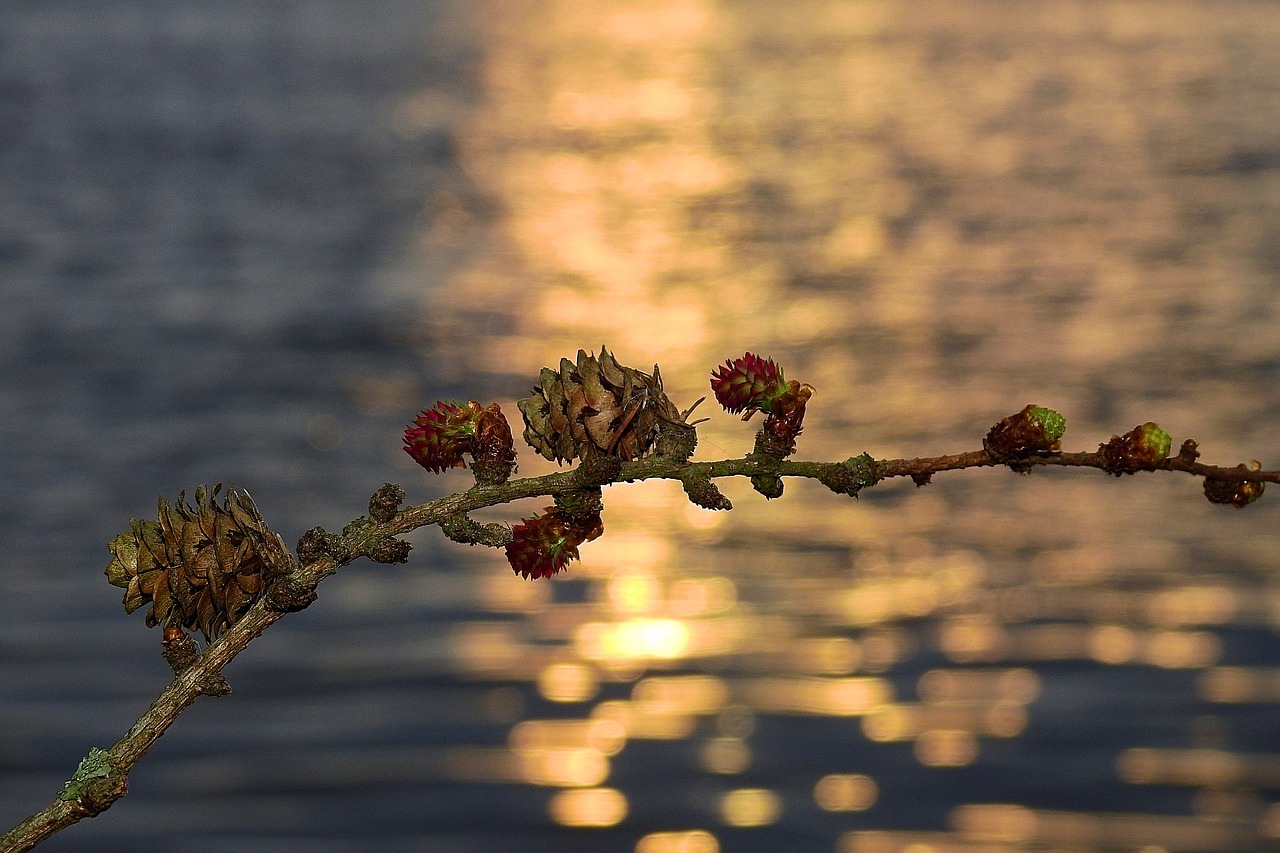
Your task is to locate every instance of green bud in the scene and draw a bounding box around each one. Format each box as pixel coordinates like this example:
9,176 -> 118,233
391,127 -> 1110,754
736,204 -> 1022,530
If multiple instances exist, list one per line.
1027,406 -> 1066,443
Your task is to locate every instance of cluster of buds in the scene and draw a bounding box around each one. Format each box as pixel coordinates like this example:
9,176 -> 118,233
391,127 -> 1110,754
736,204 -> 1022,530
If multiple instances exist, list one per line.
1204,461 -> 1266,508
396,349 -> 1274,586
505,507 -> 604,579
403,400 -> 516,485
710,353 -> 814,458
1099,422 -> 1173,475
984,404 -> 1066,466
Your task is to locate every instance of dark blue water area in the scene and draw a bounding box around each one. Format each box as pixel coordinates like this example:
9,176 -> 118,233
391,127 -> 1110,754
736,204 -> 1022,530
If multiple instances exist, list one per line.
0,2 -> 513,848
0,0 -> 507,580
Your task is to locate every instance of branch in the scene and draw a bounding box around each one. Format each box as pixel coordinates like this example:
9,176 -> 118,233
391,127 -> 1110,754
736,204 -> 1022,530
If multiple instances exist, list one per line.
5,350 -> 1275,852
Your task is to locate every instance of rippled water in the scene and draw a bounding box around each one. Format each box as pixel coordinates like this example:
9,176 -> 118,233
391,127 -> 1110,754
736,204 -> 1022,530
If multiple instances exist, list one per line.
4,2 -> 1280,852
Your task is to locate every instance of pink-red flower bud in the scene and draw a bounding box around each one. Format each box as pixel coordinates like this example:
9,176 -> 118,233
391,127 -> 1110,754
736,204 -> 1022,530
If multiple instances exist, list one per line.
505,507 -> 603,579
404,401 -> 515,477
711,353 -> 789,420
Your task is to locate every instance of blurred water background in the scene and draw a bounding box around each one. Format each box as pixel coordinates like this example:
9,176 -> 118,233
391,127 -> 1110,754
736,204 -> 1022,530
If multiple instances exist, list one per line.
4,1 -> 1280,851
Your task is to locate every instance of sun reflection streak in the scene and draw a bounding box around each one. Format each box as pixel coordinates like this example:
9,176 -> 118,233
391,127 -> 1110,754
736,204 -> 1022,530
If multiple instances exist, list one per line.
636,830 -> 720,853
814,773 -> 878,812
550,787 -> 629,827
719,788 -> 782,827
400,0 -> 1280,848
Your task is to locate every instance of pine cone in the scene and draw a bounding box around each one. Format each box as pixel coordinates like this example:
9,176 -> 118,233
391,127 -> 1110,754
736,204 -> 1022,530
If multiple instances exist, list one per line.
403,401 -> 480,474
517,347 -> 696,463
105,485 -> 292,641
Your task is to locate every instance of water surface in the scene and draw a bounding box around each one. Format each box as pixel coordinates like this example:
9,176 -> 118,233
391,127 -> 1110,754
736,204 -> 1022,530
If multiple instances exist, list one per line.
4,2 -> 1280,851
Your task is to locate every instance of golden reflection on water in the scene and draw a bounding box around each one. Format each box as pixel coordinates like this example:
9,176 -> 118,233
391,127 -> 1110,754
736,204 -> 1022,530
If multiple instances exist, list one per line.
393,0 -> 1280,848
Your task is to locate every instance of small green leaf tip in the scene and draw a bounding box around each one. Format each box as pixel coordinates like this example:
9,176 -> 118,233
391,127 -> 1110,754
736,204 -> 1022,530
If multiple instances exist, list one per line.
1027,406 -> 1066,443
1136,422 -> 1173,460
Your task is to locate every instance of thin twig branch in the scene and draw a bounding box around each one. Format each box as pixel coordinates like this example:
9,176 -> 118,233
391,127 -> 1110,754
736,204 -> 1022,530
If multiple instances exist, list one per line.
3,440 -> 1274,852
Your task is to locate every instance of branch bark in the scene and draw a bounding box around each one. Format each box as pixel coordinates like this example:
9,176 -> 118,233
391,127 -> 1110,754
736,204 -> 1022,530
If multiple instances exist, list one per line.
3,441 -> 1275,852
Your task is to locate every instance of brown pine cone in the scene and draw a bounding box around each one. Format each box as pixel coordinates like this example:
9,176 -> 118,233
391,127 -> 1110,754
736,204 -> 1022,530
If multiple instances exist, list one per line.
105,484 -> 292,641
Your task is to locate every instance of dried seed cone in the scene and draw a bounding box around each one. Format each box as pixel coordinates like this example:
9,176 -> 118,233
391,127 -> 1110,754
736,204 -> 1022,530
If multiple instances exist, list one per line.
518,347 -> 693,463
471,404 -> 518,485
105,484 -> 291,641
1100,422 -> 1172,475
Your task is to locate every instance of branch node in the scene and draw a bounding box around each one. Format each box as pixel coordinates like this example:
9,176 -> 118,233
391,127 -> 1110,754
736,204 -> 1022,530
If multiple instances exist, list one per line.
753,423 -> 797,461
655,419 -> 699,463
1099,423 -> 1173,476
266,575 -> 319,614
751,473 -> 785,499
162,628 -> 232,696
471,458 -> 517,487
440,513 -> 513,548
1178,438 -> 1201,463
578,452 -> 623,486
681,470 -> 733,510
553,487 -> 604,519
367,483 -> 405,523
297,526 -> 342,566
1204,460 -> 1266,508
369,537 -> 413,564
818,453 -> 880,497
77,774 -> 129,817
59,749 -> 128,815
983,405 -> 1064,473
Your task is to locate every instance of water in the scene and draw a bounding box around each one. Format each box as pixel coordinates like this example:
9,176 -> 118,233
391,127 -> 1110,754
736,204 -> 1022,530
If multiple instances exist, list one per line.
4,2 -> 1280,851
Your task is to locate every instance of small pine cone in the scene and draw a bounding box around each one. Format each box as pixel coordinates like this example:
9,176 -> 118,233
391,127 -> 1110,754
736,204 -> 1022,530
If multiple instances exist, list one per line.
984,405 -> 1066,462
517,347 -> 695,464
711,353 -> 789,420
1100,422 -> 1173,475
1204,461 -> 1266,508
504,507 -> 603,579
105,485 -> 290,641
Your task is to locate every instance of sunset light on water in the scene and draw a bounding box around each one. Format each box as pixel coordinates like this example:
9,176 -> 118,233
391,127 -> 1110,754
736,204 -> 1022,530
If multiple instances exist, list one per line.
384,0 -> 1280,849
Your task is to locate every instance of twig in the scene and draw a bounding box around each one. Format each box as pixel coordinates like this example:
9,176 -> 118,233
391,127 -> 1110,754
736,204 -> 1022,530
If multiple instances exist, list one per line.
2,440 -> 1275,852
